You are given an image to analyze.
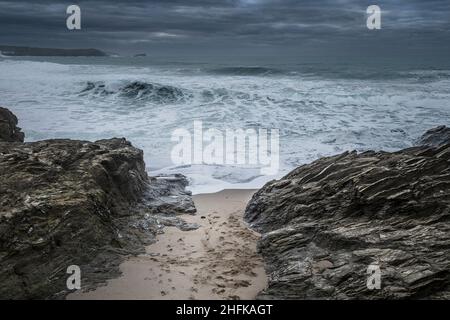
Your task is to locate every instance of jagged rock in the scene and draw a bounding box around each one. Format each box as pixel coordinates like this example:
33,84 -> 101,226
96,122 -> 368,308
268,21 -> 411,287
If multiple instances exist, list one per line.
144,174 -> 196,216
0,108 -> 195,299
416,125 -> 450,147
245,139 -> 450,299
0,107 -> 24,142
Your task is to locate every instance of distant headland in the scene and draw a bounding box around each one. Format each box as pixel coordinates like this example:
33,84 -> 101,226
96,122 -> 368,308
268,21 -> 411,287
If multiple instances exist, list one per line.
0,45 -> 107,57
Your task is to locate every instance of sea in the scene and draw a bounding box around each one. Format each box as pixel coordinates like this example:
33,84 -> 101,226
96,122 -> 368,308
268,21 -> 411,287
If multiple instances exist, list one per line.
1,55 -> 449,194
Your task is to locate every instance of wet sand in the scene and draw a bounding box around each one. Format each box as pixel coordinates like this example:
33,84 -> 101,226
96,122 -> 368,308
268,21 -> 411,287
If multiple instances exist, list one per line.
68,189 -> 267,300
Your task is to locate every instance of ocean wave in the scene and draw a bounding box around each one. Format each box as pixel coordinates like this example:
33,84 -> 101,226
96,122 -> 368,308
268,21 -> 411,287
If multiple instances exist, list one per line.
79,80 -> 190,103
399,70 -> 450,82
2,57 -> 450,194
207,66 -> 284,76
305,67 -> 450,82
80,81 -> 114,95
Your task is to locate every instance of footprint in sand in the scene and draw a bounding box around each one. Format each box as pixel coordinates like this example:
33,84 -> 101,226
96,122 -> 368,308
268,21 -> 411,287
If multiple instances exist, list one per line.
223,270 -> 239,276
233,280 -> 251,288
213,288 -> 226,294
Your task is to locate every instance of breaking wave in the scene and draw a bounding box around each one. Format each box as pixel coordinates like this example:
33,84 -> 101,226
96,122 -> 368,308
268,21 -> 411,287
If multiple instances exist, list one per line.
80,80 -> 190,103
1,58 -> 450,194
207,66 -> 284,76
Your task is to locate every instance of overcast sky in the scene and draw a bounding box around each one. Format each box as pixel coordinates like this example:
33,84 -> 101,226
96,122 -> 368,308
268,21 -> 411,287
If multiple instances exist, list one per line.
0,0 -> 449,58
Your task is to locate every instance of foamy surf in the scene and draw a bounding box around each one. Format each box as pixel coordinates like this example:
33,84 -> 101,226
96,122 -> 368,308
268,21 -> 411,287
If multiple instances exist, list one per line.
1,57 -> 449,193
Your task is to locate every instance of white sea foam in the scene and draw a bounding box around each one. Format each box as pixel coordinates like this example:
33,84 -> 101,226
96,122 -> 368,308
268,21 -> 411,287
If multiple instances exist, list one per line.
1,58 -> 449,194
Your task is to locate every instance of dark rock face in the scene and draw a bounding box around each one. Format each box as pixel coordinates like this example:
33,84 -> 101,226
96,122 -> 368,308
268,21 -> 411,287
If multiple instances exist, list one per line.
0,109 -> 195,299
0,107 -> 24,142
245,140 -> 450,299
416,125 -> 450,148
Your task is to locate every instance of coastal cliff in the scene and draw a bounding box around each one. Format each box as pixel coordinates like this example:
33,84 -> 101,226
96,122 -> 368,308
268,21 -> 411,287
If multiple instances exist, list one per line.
0,46 -> 107,57
0,107 -> 195,299
245,127 -> 450,299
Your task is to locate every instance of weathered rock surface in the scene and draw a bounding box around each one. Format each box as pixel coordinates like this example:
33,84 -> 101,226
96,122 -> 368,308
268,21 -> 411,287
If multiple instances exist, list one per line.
416,125 -> 450,148
0,109 -> 195,299
0,107 -> 24,142
245,129 -> 450,299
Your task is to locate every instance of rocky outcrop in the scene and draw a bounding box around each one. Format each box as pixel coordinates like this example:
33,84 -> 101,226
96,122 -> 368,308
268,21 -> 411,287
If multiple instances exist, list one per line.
0,45 -> 107,57
0,108 -> 195,299
245,129 -> 450,299
416,125 -> 450,148
0,107 -> 24,142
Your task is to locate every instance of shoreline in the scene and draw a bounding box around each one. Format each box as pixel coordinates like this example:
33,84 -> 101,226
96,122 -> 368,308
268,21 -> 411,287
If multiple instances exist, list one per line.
68,189 -> 267,300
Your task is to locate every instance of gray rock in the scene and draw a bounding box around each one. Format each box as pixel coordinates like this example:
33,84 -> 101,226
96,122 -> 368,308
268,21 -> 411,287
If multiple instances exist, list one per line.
416,125 -> 450,147
245,138 -> 450,299
0,107 -> 24,142
143,174 -> 196,216
0,108 -> 196,299
142,214 -> 201,232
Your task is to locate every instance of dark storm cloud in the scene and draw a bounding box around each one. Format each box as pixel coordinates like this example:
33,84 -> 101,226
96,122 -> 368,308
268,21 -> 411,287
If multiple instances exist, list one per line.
0,0 -> 449,56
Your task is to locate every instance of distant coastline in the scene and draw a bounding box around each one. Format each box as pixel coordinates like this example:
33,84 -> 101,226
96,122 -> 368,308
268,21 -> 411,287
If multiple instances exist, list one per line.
0,45 -> 107,57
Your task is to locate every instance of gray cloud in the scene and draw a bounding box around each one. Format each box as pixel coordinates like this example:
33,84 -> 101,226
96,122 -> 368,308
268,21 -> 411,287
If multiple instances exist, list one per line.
0,0 -> 449,58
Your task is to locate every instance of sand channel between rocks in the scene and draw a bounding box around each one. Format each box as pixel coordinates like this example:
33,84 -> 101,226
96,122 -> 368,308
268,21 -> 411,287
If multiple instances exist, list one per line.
68,189 -> 268,300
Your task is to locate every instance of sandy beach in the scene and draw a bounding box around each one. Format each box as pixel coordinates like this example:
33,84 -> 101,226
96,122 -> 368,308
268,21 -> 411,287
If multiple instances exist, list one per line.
68,189 -> 267,300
